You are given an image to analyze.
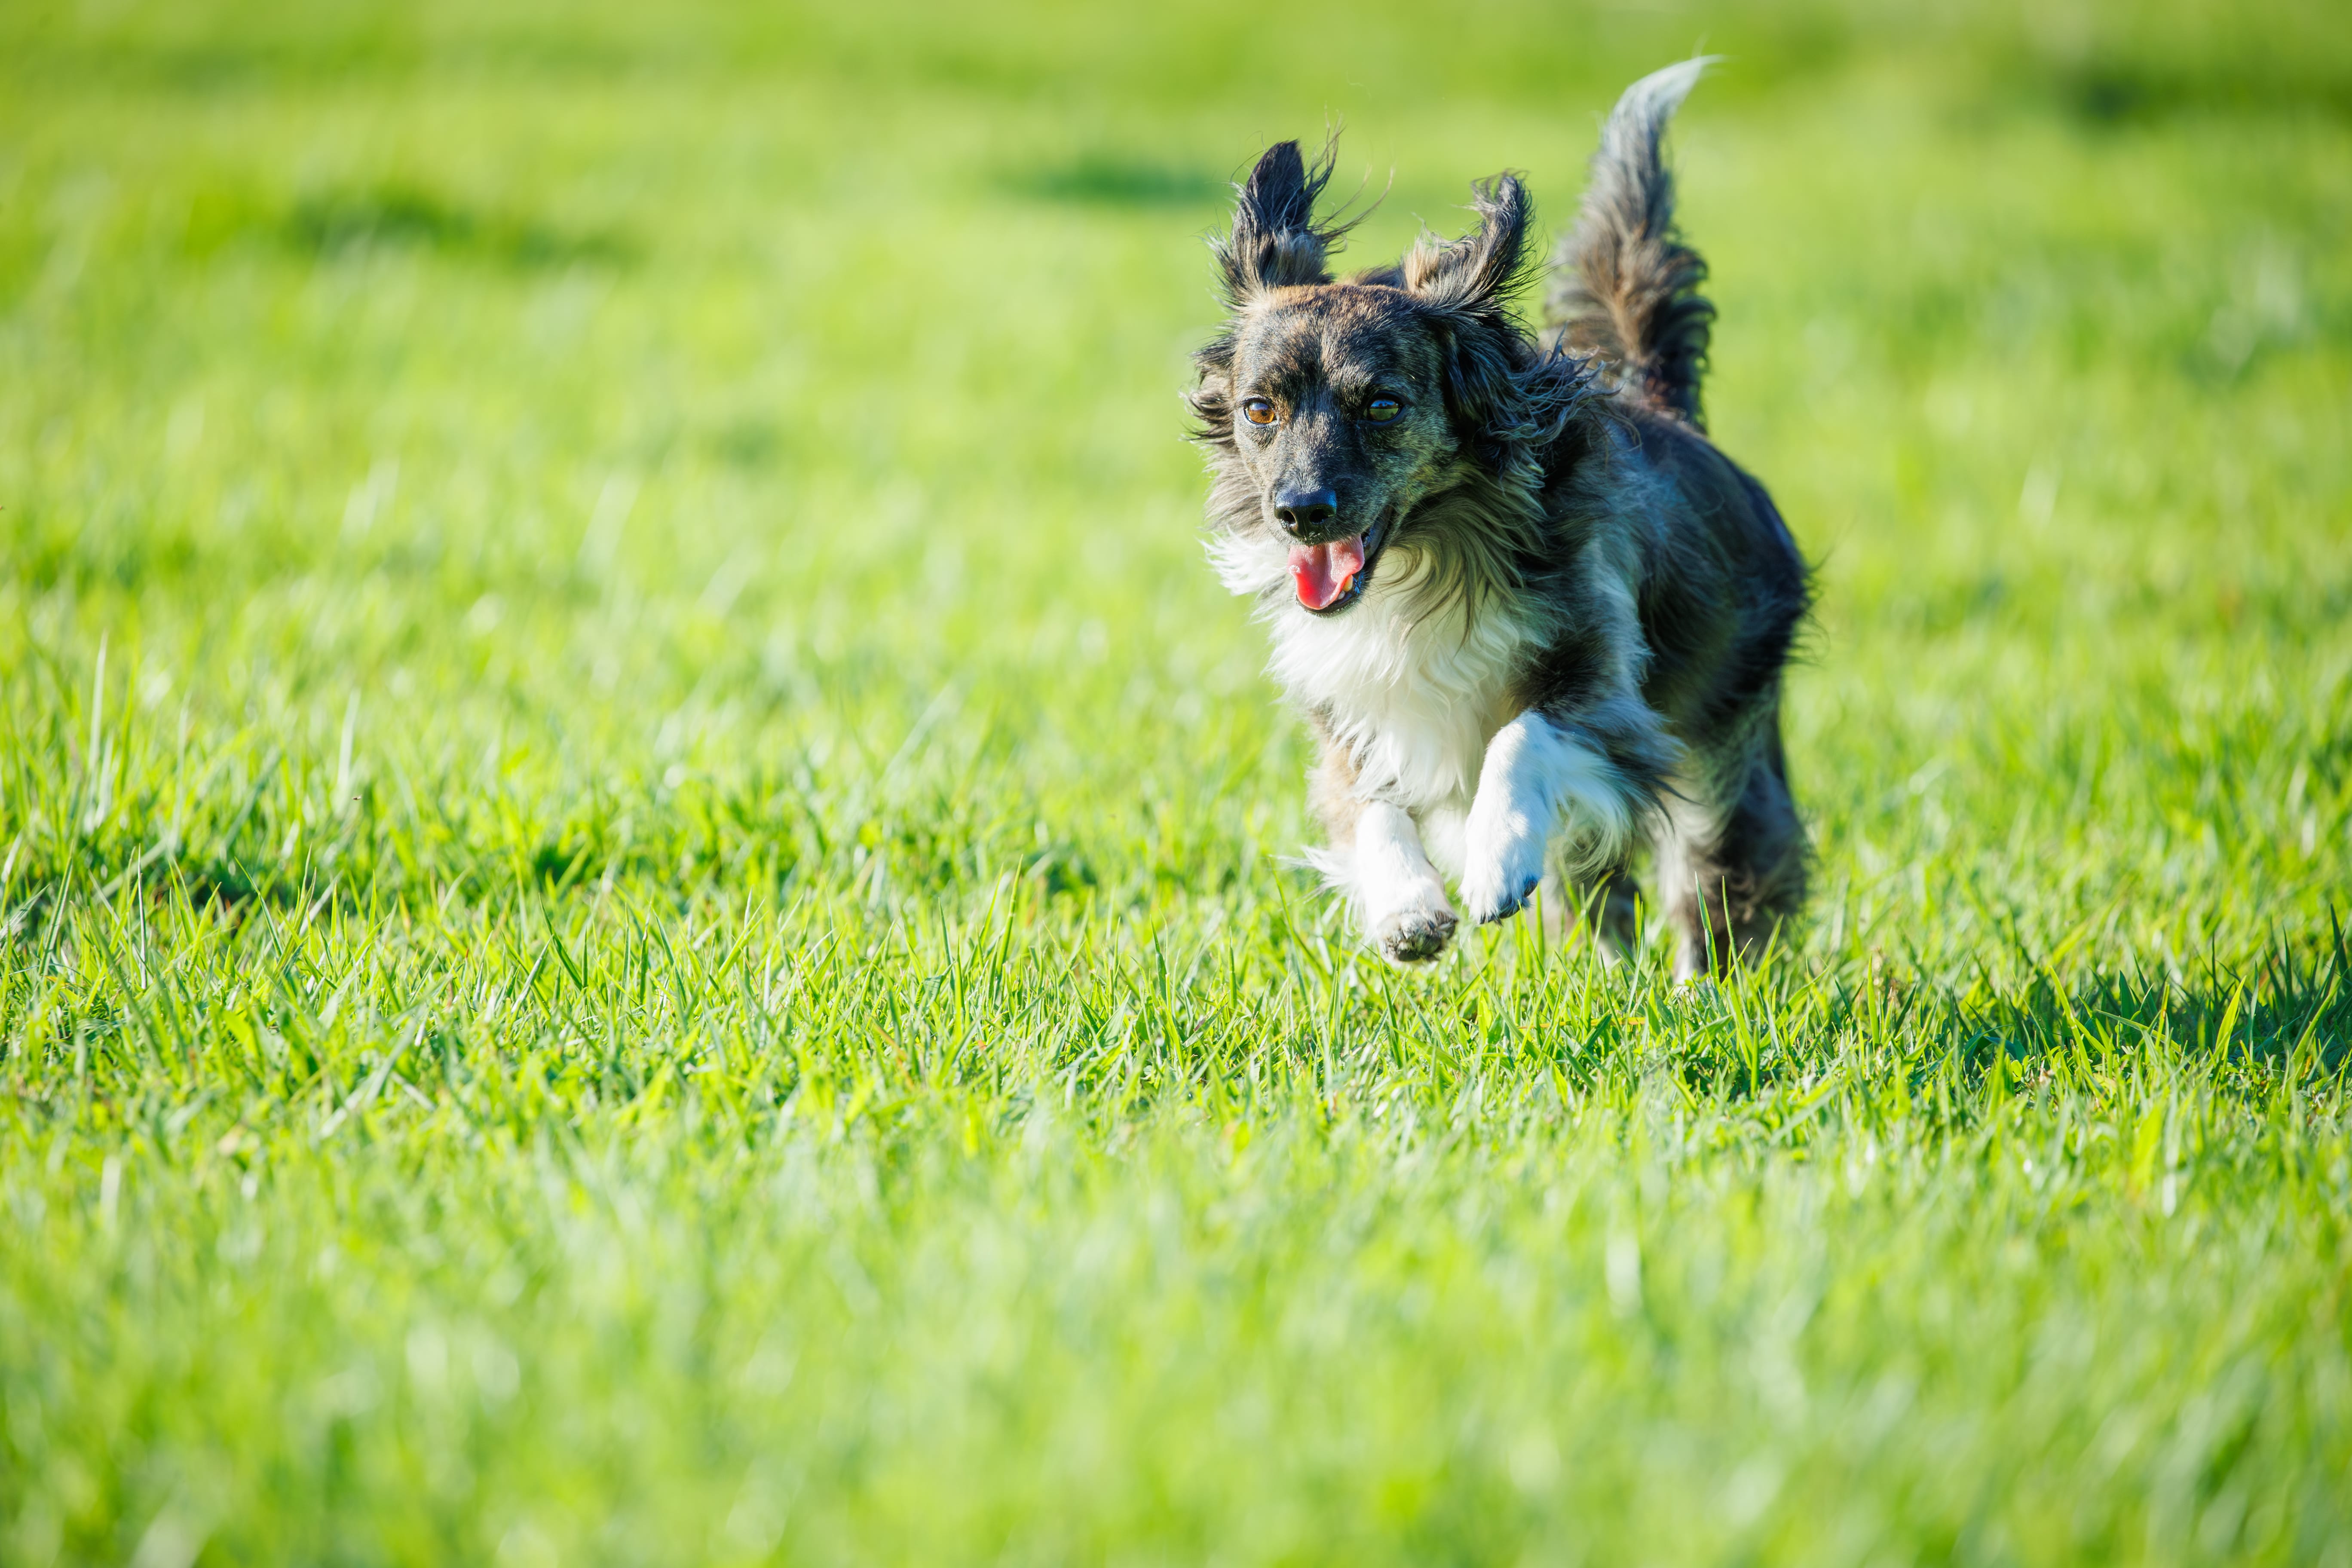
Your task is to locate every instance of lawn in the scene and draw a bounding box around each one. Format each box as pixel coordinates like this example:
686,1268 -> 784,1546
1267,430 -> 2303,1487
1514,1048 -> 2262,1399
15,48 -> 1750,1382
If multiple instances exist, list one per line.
2,0 -> 2349,1562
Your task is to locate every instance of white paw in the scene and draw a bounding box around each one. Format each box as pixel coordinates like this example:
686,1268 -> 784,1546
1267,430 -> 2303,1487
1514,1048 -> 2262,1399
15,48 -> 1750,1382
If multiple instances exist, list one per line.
1373,902 -> 1458,963
1459,820 -> 1547,926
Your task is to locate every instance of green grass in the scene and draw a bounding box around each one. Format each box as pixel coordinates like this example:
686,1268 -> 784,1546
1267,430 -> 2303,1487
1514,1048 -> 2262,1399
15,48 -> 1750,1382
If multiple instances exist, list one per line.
3,0 -> 2350,1562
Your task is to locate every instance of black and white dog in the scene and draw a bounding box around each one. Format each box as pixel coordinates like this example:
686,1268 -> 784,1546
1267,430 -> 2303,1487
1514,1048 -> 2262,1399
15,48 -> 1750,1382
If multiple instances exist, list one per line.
1191,63 -> 1809,976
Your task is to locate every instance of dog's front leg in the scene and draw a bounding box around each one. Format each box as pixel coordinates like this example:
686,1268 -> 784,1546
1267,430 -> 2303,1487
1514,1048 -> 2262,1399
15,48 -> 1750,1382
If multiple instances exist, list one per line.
1310,734 -> 1457,962
1351,802 -> 1458,963
1459,711 -> 1640,925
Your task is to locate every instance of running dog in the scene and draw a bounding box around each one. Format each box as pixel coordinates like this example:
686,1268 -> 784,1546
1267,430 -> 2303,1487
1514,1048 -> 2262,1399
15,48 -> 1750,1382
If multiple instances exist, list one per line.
1190,62 -> 1809,976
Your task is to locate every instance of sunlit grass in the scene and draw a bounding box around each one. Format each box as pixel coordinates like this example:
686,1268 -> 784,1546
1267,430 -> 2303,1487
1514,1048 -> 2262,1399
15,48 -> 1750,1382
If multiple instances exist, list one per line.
3,0 -> 2349,1562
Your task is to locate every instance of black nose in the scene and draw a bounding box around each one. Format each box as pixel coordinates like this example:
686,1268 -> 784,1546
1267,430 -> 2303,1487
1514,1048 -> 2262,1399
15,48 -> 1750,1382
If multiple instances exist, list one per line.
1274,489 -> 1339,535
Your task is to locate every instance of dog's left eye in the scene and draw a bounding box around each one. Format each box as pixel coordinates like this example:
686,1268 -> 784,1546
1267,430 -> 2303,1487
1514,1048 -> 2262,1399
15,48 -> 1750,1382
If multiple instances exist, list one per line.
1241,398 -> 1278,426
1365,397 -> 1402,423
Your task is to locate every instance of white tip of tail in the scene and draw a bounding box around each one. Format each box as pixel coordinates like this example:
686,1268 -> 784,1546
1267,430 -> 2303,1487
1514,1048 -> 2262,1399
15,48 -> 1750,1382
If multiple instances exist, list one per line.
1603,57 -> 1719,150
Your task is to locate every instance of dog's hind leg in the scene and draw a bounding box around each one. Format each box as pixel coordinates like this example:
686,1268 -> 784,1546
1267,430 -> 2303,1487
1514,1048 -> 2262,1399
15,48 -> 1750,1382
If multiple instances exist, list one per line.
1543,858 -> 1641,961
1656,718 -> 1807,981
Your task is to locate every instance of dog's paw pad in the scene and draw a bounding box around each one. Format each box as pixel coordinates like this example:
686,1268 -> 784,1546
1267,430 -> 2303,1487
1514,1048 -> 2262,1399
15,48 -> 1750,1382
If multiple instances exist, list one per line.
1377,907 -> 1458,964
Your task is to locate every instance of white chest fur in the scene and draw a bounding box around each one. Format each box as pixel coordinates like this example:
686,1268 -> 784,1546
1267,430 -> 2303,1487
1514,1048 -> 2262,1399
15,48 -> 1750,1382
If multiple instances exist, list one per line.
1260,582 -> 1535,812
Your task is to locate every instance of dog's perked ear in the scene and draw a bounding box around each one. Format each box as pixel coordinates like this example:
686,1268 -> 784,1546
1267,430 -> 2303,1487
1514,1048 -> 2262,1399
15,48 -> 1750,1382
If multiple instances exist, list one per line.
1214,140 -> 1344,303
1401,173 -> 1534,322
1402,176 -> 1551,474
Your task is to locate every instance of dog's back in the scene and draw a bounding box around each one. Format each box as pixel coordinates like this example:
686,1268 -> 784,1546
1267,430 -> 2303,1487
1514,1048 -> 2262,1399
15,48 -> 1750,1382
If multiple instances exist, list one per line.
1544,62 -> 1812,963
1543,62 -> 1810,750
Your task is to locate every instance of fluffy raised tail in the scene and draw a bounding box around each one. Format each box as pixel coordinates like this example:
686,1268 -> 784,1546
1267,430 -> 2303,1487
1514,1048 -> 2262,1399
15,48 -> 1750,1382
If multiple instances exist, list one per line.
1546,59 -> 1718,427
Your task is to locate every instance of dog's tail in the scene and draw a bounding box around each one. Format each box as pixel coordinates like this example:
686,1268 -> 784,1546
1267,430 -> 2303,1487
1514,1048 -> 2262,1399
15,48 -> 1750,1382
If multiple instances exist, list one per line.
1546,59 -> 1717,427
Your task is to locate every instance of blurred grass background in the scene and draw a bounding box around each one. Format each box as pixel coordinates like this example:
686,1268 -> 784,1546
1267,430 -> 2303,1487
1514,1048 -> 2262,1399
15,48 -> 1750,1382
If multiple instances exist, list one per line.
2,0 -> 2349,1563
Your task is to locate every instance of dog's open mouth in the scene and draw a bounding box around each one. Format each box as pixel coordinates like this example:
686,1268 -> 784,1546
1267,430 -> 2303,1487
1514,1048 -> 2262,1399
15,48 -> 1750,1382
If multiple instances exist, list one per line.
1289,532 -> 1377,614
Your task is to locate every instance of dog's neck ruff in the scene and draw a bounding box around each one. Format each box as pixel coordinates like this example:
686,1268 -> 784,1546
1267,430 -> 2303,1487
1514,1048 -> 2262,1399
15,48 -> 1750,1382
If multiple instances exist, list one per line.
1214,532 -> 1541,809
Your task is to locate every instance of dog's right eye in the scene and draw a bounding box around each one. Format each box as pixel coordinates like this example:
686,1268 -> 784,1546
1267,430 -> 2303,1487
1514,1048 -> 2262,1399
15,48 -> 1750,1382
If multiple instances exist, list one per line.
1241,398 -> 1278,426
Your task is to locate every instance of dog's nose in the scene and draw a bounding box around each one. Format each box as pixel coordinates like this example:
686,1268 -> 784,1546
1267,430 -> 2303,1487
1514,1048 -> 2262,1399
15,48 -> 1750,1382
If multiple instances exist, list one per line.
1274,489 -> 1339,535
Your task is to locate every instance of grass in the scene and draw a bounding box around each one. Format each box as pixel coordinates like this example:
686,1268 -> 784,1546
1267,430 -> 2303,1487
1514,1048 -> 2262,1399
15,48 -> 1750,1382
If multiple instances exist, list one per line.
2,0 -> 2350,1561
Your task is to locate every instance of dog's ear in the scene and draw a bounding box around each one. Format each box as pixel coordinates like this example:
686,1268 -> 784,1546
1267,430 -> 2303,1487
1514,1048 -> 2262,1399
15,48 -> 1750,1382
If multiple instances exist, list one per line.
1215,141 -> 1341,303
1405,176 -> 1551,474
1401,173 -> 1533,321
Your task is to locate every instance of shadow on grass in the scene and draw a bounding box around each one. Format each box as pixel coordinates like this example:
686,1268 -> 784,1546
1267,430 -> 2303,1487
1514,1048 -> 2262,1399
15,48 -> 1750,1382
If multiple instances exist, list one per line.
1770,925 -> 2348,1110
1003,158 -> 1229,209
282,187 -> 635,270
2050,60 -> 2352,125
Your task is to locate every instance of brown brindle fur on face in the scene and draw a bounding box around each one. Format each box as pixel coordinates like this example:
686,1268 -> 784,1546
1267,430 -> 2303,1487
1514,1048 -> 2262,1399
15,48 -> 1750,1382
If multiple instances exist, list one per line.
1224,287 -> 1460,570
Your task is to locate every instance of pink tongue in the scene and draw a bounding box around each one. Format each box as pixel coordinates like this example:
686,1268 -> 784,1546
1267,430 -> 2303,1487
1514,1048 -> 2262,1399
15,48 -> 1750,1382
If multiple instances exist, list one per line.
1289,534 -> 1367,610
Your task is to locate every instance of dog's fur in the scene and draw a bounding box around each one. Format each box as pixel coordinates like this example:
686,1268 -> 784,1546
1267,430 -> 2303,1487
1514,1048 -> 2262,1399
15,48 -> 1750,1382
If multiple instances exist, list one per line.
1190,61 -> 1809,977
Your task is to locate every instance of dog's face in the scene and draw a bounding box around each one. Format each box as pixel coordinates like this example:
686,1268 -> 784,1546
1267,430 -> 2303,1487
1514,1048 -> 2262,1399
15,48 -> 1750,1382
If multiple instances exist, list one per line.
1194,141 -> 1541,617
1222,287 -> 1460,615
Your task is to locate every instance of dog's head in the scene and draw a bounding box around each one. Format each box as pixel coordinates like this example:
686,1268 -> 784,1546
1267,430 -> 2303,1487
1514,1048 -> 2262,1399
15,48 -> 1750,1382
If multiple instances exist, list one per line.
1192,141 -> 1572,618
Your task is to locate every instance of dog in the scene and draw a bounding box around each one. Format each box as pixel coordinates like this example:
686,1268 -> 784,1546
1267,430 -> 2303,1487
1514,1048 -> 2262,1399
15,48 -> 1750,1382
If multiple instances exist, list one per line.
1190,61 -> 1809,977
